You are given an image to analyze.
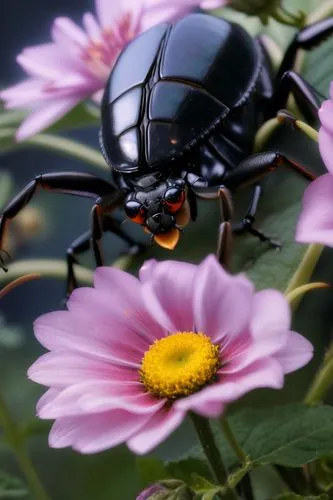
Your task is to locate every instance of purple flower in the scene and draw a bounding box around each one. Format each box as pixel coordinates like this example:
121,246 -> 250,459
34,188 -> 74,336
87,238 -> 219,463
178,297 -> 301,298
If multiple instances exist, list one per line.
3,0 -> 227,141
296,83 -> 333,246
136,483 -> 166,499
28,255 -> 312,455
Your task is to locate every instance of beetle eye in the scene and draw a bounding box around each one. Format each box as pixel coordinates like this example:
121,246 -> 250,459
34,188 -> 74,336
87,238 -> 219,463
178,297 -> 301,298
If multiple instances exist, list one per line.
125,200 -> 146,224
164,188 -> 185,213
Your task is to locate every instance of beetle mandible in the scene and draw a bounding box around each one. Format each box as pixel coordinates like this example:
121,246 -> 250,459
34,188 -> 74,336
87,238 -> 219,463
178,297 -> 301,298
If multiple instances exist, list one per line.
0,13 -> 332,294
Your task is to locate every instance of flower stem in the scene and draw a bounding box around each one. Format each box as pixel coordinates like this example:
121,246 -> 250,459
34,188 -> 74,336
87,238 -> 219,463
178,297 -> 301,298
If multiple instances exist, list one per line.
191,413 -> 238,499
272,6 -> 305,28
284,244 -> 324,305
304,342 -> 333,405
0,128 -> 108,173
221,418 -> 254,500
0,392 -> 50,500
0,256 -> 132,286
220,418 -> 247,464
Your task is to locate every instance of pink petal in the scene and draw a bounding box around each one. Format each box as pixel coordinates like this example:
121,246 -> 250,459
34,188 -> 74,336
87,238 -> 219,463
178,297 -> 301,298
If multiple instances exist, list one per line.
127,407 -> 184,455
16,97 -> 82,141
194,255 -> 254,342
189,399 -> 224,418
138,259 -> 158,282
17,44 -> 76,79
296,174 -> 333,246
0,79 -> 46,107
274,331 -> 313,373
80,388 -> 165,414
28,350 -> 137,387
251,290 -> 290,338
142,260 -> 198,333
141,3 -> 192,29
319,126 -> 333,174
33,311 -> 140,368
83,12 -> 102,40
35,388 -> 61,415
319,100 -> 333,135
37,381 -> 162,418
95,0 -> 139,28
67,286 -> 161,347
175,357 -> 284,412
201,0 -> 227,7
52,17 -> 88,48
49,410 -> 150,453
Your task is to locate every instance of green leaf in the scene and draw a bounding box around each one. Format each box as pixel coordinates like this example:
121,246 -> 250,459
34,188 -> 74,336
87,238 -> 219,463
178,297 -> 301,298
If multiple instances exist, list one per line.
271,494 -> 328,500
137,458 -> 171,488
201,488 -> 223,500
186,404 -> 333,468
0,472 -> 27,498
166,458 -> 213,486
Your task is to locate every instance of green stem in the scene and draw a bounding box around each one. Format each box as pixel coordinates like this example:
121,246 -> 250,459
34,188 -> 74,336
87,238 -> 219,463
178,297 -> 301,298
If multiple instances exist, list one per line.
285,282 -> 330,306
284,244 -> 324,296
220,418 -> 247,464
0,128 -> 108,173
304,343 -> 333,405
191,414 -> 238,500
0,393 -> 50,500
306,0 -> 333,24
0,256 -> 132,286
221,418 -> 254,500
273,6 -> 305,28
295,120 -> 319,143
254,118 -> 281,152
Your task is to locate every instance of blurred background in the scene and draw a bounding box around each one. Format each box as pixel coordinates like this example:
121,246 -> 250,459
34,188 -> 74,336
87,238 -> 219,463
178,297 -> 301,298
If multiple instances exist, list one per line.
1,0 -> 333,498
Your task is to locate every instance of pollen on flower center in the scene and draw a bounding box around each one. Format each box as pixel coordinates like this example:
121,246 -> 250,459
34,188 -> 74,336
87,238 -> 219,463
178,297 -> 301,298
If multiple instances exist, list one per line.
140,332 -> 220,399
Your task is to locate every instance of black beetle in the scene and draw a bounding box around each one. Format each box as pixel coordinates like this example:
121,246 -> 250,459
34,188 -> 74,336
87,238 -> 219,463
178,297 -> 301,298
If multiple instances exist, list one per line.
0,13 -> 332,294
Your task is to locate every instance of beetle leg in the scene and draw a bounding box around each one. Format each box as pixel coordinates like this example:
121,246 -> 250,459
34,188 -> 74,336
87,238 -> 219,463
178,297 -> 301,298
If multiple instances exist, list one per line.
224,151 -> 314,244
187,188 -> 198,221
276,17 -> 333,81
90,195 -> 145,269
66,215 -> 145,298
233,184 -> 281,248
0,172 -> 119,271
66,230 -> 91,296
268,70 -> 320,122
216,188 -> 234,269
225,151 -> 315,189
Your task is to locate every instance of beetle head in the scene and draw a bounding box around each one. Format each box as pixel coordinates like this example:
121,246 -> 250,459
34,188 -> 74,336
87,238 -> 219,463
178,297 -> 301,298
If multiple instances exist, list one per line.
124,175 -> 190,249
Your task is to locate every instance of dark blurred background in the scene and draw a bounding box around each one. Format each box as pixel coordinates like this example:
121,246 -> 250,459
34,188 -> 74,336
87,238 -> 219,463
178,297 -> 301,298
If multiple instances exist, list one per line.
1,1 -> 333,499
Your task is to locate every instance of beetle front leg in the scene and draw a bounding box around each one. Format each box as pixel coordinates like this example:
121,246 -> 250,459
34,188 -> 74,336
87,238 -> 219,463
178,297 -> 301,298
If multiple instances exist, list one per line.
91,196 -> 146,270
66,230 -> 91,296
66,215 -> 145,298
216,188 -> 234,270
0,172 -> 117,271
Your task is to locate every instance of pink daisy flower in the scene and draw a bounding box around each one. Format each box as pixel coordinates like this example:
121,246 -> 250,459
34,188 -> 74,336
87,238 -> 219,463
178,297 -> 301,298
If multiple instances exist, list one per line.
28,255 -> 312,455
296,82 -> 333,246
0,0 -> 228,142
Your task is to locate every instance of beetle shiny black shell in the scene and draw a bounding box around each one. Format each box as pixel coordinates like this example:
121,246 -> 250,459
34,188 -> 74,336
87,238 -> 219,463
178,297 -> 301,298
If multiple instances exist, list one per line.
100,13 -> 261,173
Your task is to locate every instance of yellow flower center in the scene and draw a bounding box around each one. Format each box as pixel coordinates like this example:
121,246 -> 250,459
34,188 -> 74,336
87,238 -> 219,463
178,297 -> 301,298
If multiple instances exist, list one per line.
140,332 -> 220,399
